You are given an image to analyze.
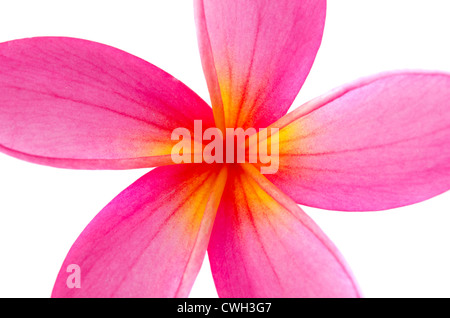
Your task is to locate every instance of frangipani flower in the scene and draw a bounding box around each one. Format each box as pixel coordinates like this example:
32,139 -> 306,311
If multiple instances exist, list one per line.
0,0 -> 449,298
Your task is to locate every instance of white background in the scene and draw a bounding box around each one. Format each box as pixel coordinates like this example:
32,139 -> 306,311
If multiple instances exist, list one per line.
0,0 -> 450,298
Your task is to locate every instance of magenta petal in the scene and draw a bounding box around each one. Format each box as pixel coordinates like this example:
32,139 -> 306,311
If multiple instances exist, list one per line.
0,37 -> 214,169
51,164 -> 227,297
208,165 -> 360,297
269,71 -> 450,211
194,0 -> 326,129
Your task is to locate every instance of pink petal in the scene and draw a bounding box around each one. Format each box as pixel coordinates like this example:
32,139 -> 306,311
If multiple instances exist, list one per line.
0,37 -> 214,169
52,164 -> 227,297
267,71 -> 450,211
194,0 -> 326,130
208,164 -> 360,297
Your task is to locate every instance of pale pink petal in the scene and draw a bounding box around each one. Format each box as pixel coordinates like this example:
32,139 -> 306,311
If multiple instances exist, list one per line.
0,37 -> 214,169
266,71 -> 450,211
208,164 -> 360,297
52,164 -> 227,297
194,0 -> 326,130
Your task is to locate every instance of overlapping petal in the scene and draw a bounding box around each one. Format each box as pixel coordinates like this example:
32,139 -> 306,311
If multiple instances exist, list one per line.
194,0 -> 326,130
265,72 -> 450,211
52,164 -> 227,297
0,37 -> 214,169
208,164 -> 360,297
